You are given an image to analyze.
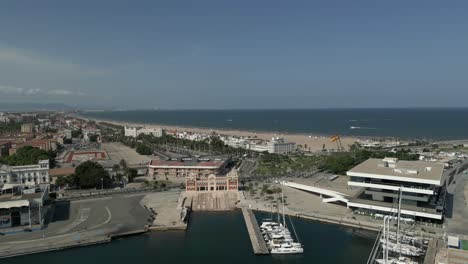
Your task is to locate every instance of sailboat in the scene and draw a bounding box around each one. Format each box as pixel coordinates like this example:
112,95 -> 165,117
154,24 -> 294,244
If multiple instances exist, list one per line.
261,187 -> 304,254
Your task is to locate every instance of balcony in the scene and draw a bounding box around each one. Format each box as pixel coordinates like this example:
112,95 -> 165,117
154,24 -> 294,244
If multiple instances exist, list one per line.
348,180 -> 435,195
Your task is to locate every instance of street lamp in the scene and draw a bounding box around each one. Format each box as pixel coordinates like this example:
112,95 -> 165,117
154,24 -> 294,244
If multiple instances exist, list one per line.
101,178 -> 103,190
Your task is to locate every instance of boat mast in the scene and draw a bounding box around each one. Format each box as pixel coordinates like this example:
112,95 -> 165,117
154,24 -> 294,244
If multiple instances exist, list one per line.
281,185 -> 286,230
383,215 -> 390,264
397,187 -> 402,258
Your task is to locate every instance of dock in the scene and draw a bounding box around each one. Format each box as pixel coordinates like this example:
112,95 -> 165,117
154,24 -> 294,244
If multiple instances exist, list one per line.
241,207 -> 269,255
0,235 -> 111,259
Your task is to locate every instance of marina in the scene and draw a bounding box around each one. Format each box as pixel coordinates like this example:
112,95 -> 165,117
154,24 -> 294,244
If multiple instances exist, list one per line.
241,207 -> 269,255
9,211 -> 375,264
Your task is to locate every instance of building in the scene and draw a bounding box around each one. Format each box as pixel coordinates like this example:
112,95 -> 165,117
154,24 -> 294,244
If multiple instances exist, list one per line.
346,157 -> 446,221
48,167 -> 75,185
63,129 -> 72,139
125,126 -> 165,138
186,169 -> 238,192
9,139 -> 53,155
0,141 -> 11,157
124,126 -> 138,137
248,137 -> 296,154
0,160 -> 50,188
82,128 -> 101,142
21,123 -> 34,133
148,157 -> 229,181
0,185 -> 49,229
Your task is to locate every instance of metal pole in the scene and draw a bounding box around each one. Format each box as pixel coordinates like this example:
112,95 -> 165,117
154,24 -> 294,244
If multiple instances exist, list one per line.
38,203 -> 42,226
385,216 -> 389,264
28,204 -> 31,229
397,187 -> 402,258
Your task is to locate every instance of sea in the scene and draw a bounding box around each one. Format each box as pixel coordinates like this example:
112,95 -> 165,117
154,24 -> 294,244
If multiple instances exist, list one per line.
81,108 -> 468,140
11,211 -> 375,264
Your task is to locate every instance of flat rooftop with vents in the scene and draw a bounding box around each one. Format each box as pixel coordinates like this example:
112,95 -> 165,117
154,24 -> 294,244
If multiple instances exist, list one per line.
347,157 -> 444,186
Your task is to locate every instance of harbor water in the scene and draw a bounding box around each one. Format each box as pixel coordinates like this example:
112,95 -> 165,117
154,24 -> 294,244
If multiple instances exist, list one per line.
10,211 -> 375,264
82,108 -> 468,139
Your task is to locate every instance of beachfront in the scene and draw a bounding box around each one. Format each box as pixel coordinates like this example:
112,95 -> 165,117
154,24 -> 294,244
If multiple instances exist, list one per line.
83,116 -> 360,152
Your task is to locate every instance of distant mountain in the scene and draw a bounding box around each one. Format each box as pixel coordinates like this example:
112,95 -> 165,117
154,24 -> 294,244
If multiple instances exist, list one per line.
0,102 -> 73,111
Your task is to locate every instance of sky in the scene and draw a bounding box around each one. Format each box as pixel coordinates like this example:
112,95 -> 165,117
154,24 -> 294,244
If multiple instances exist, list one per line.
0,0 -> 467,109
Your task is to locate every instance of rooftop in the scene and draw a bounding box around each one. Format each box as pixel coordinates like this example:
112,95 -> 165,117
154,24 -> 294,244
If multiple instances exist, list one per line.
149,157 -> 227,169
49,167 -> 76,177
347,158 -> 444,184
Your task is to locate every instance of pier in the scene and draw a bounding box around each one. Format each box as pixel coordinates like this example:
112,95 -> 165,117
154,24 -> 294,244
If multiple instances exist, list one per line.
241,207 -> 269,255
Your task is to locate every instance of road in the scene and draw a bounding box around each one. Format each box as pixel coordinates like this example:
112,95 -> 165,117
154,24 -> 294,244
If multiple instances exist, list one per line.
0,193 -> 151,247
444,160 -> 468,235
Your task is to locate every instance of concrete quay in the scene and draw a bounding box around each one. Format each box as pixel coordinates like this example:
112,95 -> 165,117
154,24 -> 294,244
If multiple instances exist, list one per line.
141,190 -> 189,231
0,229 -> 112,259
0,192 -> 153,259
241,207 -> 269,255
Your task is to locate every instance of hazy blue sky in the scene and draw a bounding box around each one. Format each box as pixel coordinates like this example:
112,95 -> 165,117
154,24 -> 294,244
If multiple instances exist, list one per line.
0,0 -> 467,109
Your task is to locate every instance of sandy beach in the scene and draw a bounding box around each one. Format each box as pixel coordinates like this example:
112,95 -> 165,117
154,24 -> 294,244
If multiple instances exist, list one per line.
84,116 -> 359,152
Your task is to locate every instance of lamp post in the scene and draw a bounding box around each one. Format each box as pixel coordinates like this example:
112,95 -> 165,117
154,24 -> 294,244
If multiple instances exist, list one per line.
101,178 -> 103,190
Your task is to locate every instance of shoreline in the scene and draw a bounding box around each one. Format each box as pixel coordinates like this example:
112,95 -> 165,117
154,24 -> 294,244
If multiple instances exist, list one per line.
77,114 -> 365,151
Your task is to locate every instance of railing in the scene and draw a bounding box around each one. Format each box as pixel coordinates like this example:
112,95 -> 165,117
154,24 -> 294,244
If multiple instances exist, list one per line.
58,187 -> 165,200
366,227 -> 383,264
0,235 -> 111,258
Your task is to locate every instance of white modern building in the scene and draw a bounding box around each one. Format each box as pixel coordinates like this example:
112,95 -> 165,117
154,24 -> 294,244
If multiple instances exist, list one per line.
346,157 -> 446,221
249,137 -> 296,154
124,126 -> 164,138
0,160 -> 50,190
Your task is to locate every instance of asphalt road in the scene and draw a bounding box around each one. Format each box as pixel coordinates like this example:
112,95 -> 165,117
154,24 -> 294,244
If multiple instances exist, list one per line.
0,193 -> 151,244
445,161 -> 468,235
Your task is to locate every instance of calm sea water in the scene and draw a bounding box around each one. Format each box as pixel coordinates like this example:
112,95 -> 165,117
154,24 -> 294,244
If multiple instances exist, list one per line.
11,211 -> 375,264
82,108 -> 468,139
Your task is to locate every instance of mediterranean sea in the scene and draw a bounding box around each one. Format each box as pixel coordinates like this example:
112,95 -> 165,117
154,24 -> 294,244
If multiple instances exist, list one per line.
81,108 -> 468,139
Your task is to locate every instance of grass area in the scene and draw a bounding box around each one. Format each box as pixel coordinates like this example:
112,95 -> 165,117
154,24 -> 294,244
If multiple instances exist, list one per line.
254,148 -> 419,176
254,153 -> 323,176
462,240 -> 468,251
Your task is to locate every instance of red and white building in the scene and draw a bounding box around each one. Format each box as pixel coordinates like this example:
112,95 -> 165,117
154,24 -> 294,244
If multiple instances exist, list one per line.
147,157 -> 238,192
185,169 -> 238,192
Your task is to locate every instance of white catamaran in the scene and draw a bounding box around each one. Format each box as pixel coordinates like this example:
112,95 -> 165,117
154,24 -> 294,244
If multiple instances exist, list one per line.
260,189 -> 304,255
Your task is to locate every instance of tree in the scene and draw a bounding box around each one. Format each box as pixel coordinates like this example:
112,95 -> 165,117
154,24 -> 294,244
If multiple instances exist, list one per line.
126,168 -> 138,182
71,129 -> 82,138
119,159 -> 127,170
0,146 -> 53,166
73,161 -> 111,189
136,143 -> 152,155
55,175 -> 68,187
88,134 -> 99,142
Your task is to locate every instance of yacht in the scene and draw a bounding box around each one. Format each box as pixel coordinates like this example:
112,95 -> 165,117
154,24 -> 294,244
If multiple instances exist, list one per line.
270,242 -> 304,254
260,188 -> 303,255
375,257 -> 418,264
